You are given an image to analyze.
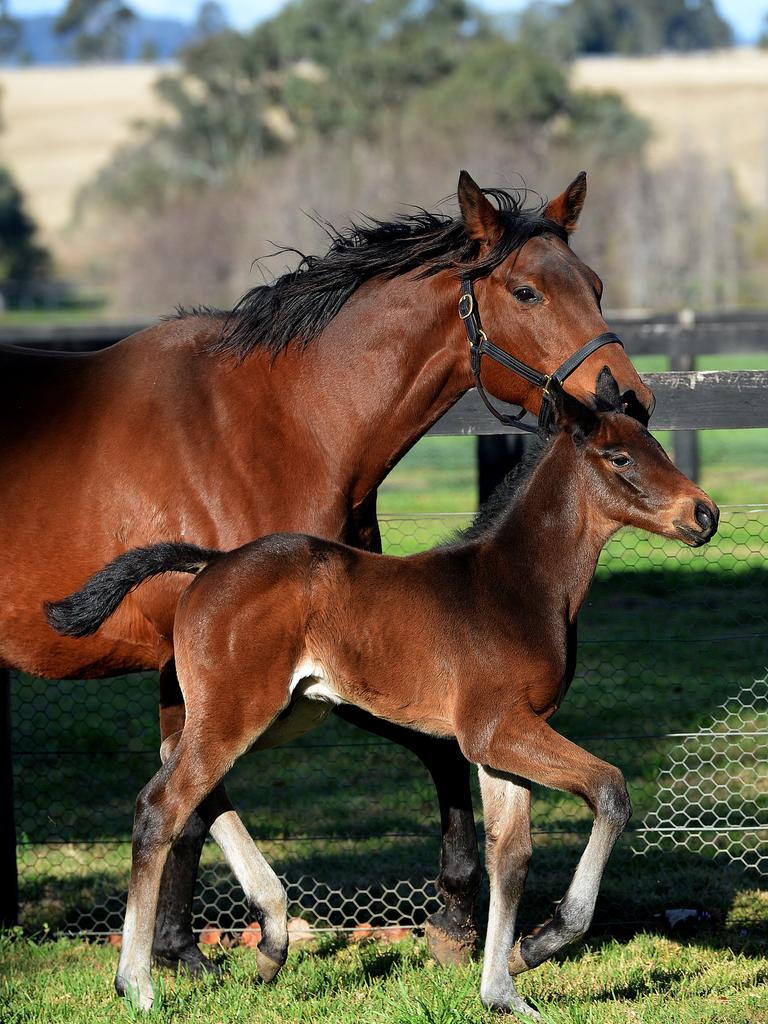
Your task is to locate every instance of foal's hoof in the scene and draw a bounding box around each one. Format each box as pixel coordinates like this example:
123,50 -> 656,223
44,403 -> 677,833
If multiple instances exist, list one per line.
508,995 -> 541,1020
425,918 -> 477,967
115,969 -> 155,1011
483,994 -> 541,1020
153,942 -> 221,978
507,939 -> 532,976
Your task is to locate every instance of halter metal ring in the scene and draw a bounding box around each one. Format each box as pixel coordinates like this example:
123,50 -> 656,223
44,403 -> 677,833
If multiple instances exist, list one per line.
458,293 -> 474,319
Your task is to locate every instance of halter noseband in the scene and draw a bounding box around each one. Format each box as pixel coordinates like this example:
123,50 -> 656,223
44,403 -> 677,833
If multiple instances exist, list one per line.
459,274 -> 623,437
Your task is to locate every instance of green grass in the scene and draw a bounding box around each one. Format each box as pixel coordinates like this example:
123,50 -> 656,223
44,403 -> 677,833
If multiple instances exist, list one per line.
2,930 -> 767,1024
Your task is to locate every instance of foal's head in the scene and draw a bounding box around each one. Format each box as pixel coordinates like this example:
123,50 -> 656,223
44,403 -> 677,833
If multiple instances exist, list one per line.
550,368 -> 719,546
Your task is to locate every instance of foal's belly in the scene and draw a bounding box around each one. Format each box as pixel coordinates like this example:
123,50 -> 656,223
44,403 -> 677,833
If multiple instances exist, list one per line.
251,661 -> 340,751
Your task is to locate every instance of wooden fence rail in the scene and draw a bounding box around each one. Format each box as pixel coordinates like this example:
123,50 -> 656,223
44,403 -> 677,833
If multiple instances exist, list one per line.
2,312 -> 766,480
431,370 -> 768,434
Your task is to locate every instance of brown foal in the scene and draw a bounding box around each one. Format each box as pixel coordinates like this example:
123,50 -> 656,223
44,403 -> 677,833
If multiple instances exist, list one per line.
48,369 -> 718,1016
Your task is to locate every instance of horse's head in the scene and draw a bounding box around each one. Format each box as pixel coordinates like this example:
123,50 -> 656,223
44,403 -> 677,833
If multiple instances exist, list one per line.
456,171 -> 654,424
550,368 -> 718,545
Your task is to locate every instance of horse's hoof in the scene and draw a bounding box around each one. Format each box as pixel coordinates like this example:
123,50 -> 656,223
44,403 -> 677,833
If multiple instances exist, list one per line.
256,948 -> 284,983
425,919 -> 477,967
507,940 -> 531,976
115,969 -> 155,1011
153,943 -> 221,978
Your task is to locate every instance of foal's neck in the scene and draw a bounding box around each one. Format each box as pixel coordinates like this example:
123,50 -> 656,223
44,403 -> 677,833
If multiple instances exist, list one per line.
486,437 -> 615,622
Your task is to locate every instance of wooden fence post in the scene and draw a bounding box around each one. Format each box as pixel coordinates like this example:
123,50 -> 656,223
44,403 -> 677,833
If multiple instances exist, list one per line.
0,669 -> 19,928
670,309 -> 700,483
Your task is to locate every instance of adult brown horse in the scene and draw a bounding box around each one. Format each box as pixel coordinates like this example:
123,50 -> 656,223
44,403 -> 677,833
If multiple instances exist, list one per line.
47,370 -> 718,1016
0,171 -> 652,971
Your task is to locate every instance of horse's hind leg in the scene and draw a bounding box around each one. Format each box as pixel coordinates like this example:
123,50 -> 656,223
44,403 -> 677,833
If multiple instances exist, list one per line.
151,660 -> 216,977
477,768 -> 538,1018
335,707 -> 480,964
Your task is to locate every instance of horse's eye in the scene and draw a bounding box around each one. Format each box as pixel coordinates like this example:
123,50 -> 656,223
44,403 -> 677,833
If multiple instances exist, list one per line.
608,453 -> 632,469
512,286 -> 540,304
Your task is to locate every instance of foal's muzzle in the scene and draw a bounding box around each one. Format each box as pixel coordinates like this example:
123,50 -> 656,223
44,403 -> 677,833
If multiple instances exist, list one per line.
675,501 -> 720,546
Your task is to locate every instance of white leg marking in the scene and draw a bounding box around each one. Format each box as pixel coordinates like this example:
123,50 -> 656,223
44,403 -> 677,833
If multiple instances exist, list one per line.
478,766 -> 539,1018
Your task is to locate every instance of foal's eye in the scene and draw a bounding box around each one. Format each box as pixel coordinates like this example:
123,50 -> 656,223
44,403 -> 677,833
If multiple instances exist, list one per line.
512,286 -> 540,304
608,453 -> 632,469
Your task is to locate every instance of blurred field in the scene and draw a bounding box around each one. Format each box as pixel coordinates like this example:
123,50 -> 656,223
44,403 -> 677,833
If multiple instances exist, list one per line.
3,47 -> 768,242
573,47 -> 768,209
0,64 -> 162,234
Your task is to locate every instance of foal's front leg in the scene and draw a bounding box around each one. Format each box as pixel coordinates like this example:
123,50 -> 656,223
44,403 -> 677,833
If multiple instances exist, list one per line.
477,768 -> 538,1018
462,714 -> 631,981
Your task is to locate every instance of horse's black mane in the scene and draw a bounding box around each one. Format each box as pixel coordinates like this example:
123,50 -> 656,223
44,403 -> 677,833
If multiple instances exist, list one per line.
450,436 -> 549,547
190,187 -> 567,360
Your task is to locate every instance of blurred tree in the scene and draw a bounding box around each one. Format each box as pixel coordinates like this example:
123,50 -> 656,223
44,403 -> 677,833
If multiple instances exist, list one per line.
139,38 -> 158,62
55,0 -> 136,62
0,167 -> 50,285
559,0 -> 732,55
0,1 -> 21,60
759,12 -> 768,47
192,1 -> 229,42
84,0 -> 649,209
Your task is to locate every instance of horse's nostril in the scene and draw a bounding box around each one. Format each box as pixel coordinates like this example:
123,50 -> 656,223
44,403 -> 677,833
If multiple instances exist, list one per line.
695,502 -> 714,531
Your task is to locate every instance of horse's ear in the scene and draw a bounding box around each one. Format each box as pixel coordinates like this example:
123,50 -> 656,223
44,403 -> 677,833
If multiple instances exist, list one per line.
544,172 -> 587,235
548,378 -> 598,440
458,170 -> 502,245
594,365 -> 622,412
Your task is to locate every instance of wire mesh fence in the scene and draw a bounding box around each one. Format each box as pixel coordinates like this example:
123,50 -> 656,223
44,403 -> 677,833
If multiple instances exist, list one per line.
10,506 -> 768,938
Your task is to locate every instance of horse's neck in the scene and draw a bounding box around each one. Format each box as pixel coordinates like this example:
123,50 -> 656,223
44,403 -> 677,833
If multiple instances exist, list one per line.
268,273 -> 474,513
486,439 -> 611,622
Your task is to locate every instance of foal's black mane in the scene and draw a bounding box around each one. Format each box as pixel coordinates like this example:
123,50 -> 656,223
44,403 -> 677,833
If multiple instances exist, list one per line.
198,187 -> 567,361
451,436 -> 549,547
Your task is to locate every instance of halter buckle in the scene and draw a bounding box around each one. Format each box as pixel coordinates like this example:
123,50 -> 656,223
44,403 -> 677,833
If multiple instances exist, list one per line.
541,373 -> 552,394
458,293 -> 474,319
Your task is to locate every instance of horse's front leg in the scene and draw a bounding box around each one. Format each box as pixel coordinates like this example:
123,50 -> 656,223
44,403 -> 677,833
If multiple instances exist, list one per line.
334,706 -> 481,964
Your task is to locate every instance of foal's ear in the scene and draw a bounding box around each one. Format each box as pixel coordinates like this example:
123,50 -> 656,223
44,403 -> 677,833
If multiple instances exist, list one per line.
594,365 -> 622,412
544,172 -> 587,235
549,379 -> 598,440
458,170 -> 502,245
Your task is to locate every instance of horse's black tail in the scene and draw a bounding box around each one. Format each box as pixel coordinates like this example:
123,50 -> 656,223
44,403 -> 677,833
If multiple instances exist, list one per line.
45,541 -> 222,639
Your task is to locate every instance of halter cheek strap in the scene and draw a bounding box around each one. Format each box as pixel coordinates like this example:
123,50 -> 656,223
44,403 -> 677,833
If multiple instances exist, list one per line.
459,274 -> 623,437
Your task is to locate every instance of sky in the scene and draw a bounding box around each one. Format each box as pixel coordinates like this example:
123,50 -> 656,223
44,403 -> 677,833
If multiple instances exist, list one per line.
11,0 -> 768,42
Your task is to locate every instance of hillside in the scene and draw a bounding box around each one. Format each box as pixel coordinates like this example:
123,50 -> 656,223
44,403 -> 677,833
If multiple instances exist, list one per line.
1,47 -> 767,240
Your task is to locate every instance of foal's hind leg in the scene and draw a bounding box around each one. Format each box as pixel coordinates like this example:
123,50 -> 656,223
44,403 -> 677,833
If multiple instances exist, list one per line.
117,737 -> 229,1009
117,697 -> 290,1009
152,661 -> 216,977
477,768 -> 538,1019
158,730 -> 288,983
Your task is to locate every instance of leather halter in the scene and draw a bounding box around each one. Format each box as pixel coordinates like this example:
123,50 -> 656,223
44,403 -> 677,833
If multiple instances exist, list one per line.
459,274 -> 623,438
